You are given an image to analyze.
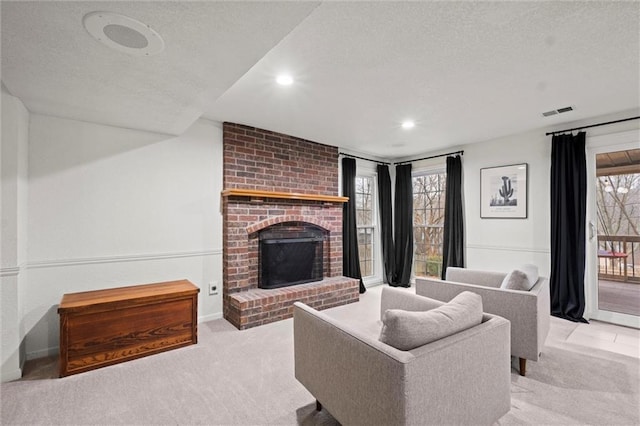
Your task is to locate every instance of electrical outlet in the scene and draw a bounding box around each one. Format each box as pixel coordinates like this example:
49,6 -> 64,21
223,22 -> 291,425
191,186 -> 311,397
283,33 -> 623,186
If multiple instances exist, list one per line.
208,281 -> 218,295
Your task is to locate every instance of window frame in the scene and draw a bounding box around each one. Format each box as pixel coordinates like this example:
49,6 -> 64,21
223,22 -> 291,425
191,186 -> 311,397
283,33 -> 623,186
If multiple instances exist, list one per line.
411,164 -> 447,281
355,174 -> 376,279
349,159 -> 383,286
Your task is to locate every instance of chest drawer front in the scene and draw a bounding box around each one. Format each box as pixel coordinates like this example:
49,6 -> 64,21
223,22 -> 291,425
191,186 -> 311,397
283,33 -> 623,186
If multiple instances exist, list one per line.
59,280 -> 199,377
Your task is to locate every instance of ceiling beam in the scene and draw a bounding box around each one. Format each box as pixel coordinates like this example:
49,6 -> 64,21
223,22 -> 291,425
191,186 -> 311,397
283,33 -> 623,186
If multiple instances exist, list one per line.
596,164 -> 640,176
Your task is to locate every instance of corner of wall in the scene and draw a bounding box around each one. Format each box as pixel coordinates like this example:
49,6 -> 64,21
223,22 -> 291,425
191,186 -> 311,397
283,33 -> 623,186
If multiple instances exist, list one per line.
22,114 -> 223,358
0,367 -> 22,383
1,87 -> 30,382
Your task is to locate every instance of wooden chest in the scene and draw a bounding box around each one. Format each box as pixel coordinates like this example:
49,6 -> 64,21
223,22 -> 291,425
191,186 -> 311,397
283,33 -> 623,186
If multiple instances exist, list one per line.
58,280 -> 199,377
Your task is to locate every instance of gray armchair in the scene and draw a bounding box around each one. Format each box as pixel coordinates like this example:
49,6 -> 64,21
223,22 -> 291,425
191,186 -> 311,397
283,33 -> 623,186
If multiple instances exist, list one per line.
416,266 -> 551,376
293,287 -> 511,425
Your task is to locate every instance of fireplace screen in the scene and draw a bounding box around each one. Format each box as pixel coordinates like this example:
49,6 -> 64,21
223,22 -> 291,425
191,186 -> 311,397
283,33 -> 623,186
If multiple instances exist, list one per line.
259,225 -> 324,289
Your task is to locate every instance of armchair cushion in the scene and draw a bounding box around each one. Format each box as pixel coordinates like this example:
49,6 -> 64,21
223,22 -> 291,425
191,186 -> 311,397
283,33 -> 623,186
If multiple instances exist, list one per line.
500,264 -> 539,291
379,291 -> 483,350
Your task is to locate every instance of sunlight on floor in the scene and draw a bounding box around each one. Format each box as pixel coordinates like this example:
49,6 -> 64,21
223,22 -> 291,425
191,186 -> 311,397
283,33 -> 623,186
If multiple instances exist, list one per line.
565,320 -> 640,359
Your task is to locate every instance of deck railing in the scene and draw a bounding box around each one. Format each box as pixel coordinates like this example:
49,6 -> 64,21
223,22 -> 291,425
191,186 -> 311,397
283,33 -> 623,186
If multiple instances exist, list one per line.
597,235 -> 640,283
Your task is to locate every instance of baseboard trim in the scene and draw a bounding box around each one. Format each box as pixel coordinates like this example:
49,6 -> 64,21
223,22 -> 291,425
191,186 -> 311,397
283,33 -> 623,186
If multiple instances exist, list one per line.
199,312 -> 223,323
27,249 -> 222,269
1,367 -> 23,383
26,346 -> 59,361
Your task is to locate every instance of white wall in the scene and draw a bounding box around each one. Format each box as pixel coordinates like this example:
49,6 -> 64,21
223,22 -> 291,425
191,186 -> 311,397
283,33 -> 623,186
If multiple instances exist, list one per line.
22,114 -> 223,360
462,130 -> 552,275
1,84 -> 29,381
3,87 -> 638,376
461,109 -> 640,279
342,109 -> 639,285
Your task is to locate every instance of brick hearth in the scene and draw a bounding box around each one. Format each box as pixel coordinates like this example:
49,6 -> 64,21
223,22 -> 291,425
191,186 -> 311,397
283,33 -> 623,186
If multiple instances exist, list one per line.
222,123 -> 359,330
226,277 -> 359,329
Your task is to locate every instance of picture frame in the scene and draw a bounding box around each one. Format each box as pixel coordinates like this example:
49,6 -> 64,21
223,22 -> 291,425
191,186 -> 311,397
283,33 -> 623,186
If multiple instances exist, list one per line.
480,163 -> 528,219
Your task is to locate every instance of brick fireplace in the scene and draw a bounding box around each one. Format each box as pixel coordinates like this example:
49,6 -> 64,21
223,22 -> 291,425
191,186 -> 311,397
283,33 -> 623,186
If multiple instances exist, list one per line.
222,123 -> 359,330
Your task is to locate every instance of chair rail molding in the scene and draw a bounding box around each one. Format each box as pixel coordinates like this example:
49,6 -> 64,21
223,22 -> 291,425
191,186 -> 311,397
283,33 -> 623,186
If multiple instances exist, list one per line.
0,266 -> 21,277
26,249 -> 222,269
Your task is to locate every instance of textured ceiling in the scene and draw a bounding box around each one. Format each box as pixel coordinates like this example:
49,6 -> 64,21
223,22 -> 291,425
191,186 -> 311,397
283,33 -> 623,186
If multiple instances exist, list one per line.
2,1 -> 639,158
204,1 -> 640,159
1,1 -> 319,135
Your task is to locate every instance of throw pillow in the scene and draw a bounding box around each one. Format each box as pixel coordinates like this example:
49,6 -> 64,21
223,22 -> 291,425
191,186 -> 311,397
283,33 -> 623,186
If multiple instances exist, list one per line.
500,264 -> 538,291
500,270 -> 530,291
379,291 -> 483,351
518,264 -> 539,287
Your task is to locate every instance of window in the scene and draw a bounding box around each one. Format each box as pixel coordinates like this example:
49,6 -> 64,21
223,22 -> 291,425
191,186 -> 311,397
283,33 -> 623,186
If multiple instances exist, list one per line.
356,175 -> 375,277
596,172 -> 640,282
413,171 -> 447,278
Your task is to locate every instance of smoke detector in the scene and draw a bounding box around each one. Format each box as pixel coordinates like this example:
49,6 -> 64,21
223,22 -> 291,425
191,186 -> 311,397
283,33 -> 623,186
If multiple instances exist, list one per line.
83,12 -> 164,57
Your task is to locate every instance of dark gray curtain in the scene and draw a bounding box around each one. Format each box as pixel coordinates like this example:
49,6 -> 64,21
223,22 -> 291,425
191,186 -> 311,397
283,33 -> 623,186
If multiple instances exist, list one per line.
342,158 -> 366,293
377,164 -> 394,284
550,132 -> 588,322
393,164 -> 413,287
441,155 -> 464,279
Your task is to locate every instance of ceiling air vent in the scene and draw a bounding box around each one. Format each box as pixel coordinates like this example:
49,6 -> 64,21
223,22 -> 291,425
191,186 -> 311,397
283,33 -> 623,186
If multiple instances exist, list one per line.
542,106 -> 574,117
557,106 -> 574,113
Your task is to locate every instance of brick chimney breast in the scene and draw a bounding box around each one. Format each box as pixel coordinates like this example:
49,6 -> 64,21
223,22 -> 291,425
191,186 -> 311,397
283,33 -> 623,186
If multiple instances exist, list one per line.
222,123 -> 358,329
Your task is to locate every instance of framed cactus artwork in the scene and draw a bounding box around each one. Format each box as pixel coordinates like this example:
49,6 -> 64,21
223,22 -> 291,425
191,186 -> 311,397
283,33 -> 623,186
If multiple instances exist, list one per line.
480,163 -> 528,218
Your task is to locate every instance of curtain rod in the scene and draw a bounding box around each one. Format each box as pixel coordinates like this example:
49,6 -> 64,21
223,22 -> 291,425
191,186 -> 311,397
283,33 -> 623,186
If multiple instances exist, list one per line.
394,150 -> 464,166
545,116 -> 640,136
339,152 -> 391,166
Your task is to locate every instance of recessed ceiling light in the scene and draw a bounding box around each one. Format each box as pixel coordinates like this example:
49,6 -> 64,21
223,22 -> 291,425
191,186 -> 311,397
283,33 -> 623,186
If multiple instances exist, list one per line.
276,75 -> 294,86
401,121 -> 415,129
83,11 -> 164,57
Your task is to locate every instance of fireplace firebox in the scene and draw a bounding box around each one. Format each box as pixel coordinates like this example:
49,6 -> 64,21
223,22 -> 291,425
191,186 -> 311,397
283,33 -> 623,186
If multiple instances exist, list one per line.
259,224 -> 324,289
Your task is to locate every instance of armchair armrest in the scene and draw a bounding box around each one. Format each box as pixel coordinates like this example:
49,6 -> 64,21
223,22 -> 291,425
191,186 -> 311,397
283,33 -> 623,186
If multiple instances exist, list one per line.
404,313 -> 511,425
380,286 -> 443,320
293,302 -> 413,425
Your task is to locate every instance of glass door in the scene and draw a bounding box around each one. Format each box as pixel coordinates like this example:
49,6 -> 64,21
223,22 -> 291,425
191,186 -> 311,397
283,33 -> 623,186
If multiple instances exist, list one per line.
586,143 -> 640,328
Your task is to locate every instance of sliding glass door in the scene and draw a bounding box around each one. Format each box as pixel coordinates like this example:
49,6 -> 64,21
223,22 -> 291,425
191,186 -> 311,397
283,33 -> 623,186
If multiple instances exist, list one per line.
586,133 -> 640,328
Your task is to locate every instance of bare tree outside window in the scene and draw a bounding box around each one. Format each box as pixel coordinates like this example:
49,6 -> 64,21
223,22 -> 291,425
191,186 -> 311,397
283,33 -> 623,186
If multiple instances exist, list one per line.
596,173 -> 640,280
356,176 -> 375,277
597,174 -> 640,237
413,172 -> 447,278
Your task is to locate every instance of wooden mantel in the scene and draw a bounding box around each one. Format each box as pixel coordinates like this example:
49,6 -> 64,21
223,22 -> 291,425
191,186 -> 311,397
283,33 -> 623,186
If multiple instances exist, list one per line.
221,188 -> 348,203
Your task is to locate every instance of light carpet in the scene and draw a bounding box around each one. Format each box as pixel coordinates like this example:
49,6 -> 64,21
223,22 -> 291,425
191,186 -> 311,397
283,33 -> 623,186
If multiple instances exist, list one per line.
1,286 -> 638,425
